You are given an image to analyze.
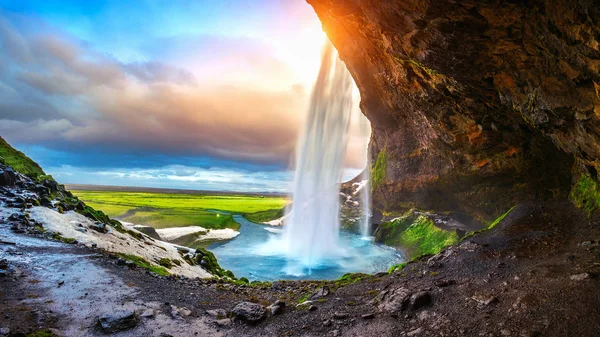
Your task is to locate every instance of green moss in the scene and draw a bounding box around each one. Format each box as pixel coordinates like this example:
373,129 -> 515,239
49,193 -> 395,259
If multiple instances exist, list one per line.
117,253 -> 170,276
0,137 -> 49,181
27,330 -> 60,337
188,248 -> 234,279
51,233 -> 77,244
297,293 -> 311,303
388,262 -> 408,274
487,206 -> 515,229
377,211 -> 459,258
371,148 -> 388,192
245,208 -> 285,223
393,57 -> 440,76
158,258 -> 173,269
462,206 -> 515,240
570,175 -> 600,215
334,272 -> 369,289
400,216 -> 459,256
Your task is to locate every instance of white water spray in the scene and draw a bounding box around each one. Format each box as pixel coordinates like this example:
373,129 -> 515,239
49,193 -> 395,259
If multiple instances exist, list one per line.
282,41 -> 354,267
359,114 -> 372,238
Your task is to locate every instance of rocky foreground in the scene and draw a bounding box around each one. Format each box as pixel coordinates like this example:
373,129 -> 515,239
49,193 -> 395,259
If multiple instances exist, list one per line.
2,193 -> 599,336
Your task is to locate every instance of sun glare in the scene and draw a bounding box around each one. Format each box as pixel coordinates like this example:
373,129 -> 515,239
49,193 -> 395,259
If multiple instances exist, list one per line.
274,25 -> 327,89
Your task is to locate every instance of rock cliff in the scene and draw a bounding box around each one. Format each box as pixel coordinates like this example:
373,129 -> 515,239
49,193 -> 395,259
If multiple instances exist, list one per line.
309,0 -> 600,221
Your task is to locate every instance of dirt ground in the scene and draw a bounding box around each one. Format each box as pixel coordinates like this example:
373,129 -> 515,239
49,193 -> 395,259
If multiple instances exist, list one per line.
1,201 -> 599,336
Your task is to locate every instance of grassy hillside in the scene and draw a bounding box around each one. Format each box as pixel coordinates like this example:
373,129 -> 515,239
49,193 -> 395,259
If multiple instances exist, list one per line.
0,137 -> 48,179
72,190 -> 288,230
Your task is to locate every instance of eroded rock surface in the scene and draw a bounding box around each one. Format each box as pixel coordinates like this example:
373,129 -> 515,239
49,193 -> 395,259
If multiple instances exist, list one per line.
309,0 -> 600,221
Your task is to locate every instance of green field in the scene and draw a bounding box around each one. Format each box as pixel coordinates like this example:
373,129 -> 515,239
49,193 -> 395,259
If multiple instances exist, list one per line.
72,190 -> 288,230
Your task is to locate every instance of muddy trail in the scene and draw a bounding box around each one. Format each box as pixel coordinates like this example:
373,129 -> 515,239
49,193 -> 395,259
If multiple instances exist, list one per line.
0,201 -> 598,336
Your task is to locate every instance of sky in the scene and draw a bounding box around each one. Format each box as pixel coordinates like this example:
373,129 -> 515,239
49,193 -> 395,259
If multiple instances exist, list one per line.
0,0 -> 369,192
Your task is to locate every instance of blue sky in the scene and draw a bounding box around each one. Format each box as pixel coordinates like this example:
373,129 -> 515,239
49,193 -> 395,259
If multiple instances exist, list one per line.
0,0 -> 367,192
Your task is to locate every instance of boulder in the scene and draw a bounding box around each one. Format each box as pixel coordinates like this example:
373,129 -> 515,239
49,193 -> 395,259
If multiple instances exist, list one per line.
267,300 -> 286,316
0,168 -> 16,186
232,302 -> 267,324
309,285 -> 330,300
378,287 -> 411,314
97,310 -> 139,333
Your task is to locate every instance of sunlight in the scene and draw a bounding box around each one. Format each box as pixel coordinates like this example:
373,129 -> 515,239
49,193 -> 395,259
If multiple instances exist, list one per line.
274,25 -> 327,89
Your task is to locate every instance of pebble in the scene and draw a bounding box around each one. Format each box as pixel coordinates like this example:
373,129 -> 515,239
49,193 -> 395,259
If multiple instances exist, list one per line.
333,311 -> 349,319
407,327 -> 423,336
570,273 -> 591,281
216,318 -> 232,327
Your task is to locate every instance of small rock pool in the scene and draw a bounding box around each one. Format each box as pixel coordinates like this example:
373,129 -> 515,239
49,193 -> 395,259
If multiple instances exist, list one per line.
209,215 -> 404,281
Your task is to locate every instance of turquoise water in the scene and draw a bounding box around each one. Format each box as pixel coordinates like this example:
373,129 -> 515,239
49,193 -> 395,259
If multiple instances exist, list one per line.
209,215 -> 404,281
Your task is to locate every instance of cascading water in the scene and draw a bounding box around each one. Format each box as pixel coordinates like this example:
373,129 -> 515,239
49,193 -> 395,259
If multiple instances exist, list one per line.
212,40 -> 404,280
358,113 -> 372,238
282,41 -> 354,268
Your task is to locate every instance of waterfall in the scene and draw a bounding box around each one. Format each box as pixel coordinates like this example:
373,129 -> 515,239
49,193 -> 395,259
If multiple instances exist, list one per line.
282,41 -> 354,267
359,113 -> 372,237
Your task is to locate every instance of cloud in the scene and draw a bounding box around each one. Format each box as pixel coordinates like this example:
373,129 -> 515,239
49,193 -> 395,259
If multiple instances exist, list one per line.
0,10 -> 369,176
48,164 -> 293,193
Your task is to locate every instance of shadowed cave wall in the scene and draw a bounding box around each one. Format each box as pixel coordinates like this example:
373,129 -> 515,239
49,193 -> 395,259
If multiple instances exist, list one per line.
310,0 -> 600,221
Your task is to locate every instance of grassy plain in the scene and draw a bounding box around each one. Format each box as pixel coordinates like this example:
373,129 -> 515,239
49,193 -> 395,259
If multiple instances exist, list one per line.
72,190 -> 288,230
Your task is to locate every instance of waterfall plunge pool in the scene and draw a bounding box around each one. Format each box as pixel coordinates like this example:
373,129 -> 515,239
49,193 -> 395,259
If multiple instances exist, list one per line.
209,215 -> 404,281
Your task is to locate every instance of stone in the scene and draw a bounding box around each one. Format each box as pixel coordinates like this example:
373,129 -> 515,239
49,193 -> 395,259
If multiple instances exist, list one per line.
206,309 -> 228,319
407,327 -> 423,336
434,279 -> 456,288
170,305 -> 192,318
570,273 -> 591,281
309,285 -> 330,300
333,311 -> 349,319
0,168 -> 17,187
410,291 -> 432,310
91,222 -> 108,234
267,300 -> 286,316
329,330 -> 339,337
97,310 -> 139,333
379,287 -> 411,314
216,318 -> 232,327
39,197 -> 52,207
140,309 -> 155,318
362,313 -> 375,319
271,281 -> 285,290
0,327 -> 10,336
232,302 -> 267,324
472,295 -> 498,308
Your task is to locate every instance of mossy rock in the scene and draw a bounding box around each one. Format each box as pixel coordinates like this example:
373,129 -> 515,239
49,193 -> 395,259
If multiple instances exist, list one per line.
375,210 -> 458,258
571,174 -> 600,215
186,248 -> 234,279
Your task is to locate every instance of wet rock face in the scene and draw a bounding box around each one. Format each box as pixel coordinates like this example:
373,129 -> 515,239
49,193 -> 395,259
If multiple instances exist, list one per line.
309,0 -> 600,220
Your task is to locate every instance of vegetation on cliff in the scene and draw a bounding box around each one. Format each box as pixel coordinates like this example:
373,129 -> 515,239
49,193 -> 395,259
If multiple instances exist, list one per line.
0,137 -> 49,180
375,210 -> 459,258
570,174 -> 600,215
371,148 -> 387,192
